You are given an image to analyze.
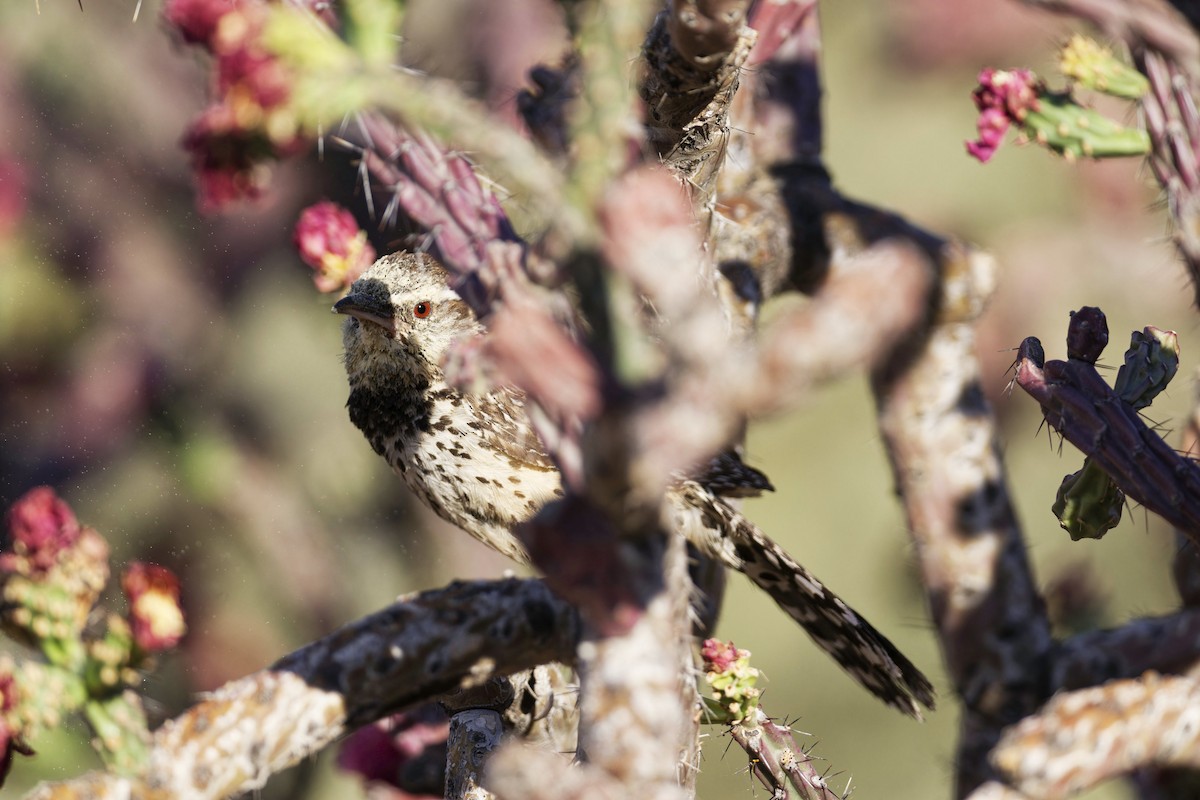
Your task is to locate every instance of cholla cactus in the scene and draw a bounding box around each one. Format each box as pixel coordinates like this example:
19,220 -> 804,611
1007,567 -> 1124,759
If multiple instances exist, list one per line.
1059,35 -> 1149,100
966,63 -> 1150,163
1,487 -> 108,665
165,0 -> 307,211
701,638 -> 761,724
1053,463 -> 1126,541
0,488 -> 186,786
1113,327 -> 1181,411
1052,320 -> 1181,540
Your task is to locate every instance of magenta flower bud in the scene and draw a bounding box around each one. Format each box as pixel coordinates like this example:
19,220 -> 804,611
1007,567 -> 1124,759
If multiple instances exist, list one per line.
700,638 -> 740,674
966,68 -> 1043,163
3,487 -> 81,575
217,47 -> 292,110
973,68 -> 1039,119
163,0 -> 242,47
294,201 -> 376,293
965,108 -> 1011,162
121,562 -> 186,654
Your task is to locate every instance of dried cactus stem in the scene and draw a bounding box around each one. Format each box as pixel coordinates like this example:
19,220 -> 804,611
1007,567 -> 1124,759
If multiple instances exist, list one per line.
725,707 -> 846,800
639,8 -> 755,225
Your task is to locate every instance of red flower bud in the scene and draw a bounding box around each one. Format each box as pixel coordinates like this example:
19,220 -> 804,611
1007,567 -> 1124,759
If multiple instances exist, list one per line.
218,47 -> 292,110
966,68 -> 1043,163
700,638 -> 740,674
4,487 -> 81,574
163,0 -> 243,47
294,202 -> 376,293
121,562 -> 186,653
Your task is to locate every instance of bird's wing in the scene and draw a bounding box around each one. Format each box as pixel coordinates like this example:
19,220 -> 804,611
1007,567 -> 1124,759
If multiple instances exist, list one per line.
470,388 -> 558,471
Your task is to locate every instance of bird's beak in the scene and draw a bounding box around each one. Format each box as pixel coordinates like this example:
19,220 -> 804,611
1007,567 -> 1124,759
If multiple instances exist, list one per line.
333,294 -> 396,335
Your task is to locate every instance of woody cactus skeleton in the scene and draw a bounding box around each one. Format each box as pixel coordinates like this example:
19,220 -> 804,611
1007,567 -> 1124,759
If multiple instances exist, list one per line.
19,0 -> 1200,799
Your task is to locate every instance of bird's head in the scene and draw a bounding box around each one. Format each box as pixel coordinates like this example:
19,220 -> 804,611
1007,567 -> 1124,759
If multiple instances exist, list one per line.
335,252 -> 482,384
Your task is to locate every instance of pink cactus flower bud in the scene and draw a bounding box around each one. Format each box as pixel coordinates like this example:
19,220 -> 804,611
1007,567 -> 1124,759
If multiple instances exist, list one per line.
973,68 -> 1040,118
700,638 -> 741,674
966,68 -> 1042,163
121,562 -> 186,654
294,201 -> 376,293
218,47 -> 292,110
3,487 -> 81,575
163,0 -> 242,46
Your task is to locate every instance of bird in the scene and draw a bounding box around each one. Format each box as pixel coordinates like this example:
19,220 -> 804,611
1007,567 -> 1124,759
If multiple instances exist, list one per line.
335,251 -> 935,718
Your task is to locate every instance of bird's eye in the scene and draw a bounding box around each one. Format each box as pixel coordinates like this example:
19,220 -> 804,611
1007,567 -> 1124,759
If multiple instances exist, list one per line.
413,302 -> 432,319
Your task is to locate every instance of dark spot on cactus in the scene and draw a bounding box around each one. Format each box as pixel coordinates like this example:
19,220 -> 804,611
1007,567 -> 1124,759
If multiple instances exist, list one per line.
955,380 -> 988,416
718,259 -> 763,306
524,599 -> 557,640
955,480 -> 1004,535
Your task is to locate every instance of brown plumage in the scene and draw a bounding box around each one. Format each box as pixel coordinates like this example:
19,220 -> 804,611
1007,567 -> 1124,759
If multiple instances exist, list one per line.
338,251 -> 935,717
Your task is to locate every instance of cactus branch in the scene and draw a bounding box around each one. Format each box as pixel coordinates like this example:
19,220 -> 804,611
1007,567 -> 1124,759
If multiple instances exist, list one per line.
991,672 -> 1200,799
724,707 -> 847,800
23,579 -> 580,800
1018,0 -> 1200,306
1014,333 -> 1200,540
873,243 -> 1052,797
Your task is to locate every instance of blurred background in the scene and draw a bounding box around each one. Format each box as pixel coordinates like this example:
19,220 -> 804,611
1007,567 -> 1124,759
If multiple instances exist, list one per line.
0,1 -> 1190,798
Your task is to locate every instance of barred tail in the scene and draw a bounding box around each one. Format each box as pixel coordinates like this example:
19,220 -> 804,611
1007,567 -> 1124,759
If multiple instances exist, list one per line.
671,481 -> 935,718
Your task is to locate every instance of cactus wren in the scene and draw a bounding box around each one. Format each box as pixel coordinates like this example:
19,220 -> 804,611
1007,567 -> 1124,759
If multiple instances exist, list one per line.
336,252 -> 935,718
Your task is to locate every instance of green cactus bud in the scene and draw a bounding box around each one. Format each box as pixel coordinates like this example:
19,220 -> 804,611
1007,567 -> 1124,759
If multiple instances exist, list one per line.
344,0 -> 404,68
1,577 -> 88,670
10,659 -> 87,740
83,614 -> 136,696
1018,91 -> 1150,161
1053,461 -> 1125,540
700,639 -> 761,724
1113,327 -> 1180,410
1060,35 -> 1149,100
84,692 -> 150,775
